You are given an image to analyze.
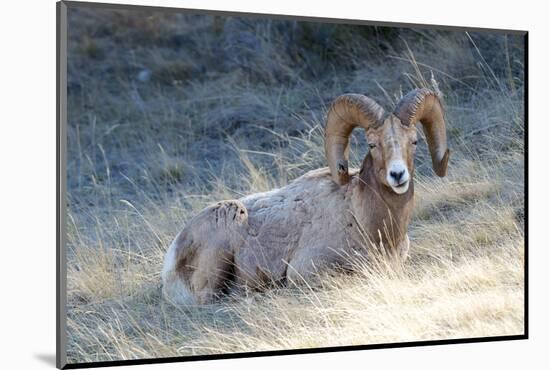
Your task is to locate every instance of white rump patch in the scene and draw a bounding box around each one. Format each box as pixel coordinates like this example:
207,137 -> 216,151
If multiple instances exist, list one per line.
161,238 -> 196,305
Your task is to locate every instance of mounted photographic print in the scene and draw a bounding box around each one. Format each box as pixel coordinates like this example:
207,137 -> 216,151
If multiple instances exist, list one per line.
57,1 -> 527,368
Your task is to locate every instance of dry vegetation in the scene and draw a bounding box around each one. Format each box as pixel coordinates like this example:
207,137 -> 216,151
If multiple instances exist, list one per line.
65,6 -> 525,364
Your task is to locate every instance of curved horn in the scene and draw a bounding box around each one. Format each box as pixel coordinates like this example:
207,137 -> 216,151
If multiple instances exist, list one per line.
394,88 -> 450,177
325,94 -> 385,185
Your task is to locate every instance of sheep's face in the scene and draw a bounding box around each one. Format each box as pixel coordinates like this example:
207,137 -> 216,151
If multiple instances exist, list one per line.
366,115 -> 418,195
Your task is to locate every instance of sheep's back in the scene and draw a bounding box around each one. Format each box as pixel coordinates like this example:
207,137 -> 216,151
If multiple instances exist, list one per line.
233,167 -> 358,284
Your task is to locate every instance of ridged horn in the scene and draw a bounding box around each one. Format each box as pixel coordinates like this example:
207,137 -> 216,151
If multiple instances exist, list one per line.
325,94 -> 385,185
394,88 -> 450,177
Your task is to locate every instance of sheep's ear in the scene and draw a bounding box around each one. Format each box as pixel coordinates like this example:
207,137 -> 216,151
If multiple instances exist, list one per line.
325,94 -> 385,185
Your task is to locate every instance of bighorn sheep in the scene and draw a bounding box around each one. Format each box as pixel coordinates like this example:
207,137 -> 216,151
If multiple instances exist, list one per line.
162,88 -> 450,305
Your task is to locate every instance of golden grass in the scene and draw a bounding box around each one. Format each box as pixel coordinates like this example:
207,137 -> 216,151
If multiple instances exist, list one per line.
65,152 -> 524,363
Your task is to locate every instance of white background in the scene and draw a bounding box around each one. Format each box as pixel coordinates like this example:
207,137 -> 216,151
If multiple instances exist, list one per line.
0,0 -> 545,369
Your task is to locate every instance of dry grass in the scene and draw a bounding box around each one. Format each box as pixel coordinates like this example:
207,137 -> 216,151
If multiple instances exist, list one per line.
65,7 -> 525,364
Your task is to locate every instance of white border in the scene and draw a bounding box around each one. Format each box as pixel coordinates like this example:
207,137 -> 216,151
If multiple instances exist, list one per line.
2,0 -> 546,369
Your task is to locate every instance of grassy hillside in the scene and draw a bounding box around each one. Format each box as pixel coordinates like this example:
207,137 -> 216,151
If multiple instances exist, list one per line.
65,6 -> 525,363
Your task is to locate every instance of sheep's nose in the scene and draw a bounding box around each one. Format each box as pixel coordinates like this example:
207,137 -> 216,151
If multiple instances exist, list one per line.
390,170 -> 405,183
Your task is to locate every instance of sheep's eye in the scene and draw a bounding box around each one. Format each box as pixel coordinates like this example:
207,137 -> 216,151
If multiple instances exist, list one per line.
368,143 -> 376,149
412,140 -> 418,145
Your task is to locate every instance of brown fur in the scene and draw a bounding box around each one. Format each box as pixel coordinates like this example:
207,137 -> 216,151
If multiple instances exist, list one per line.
162,90 -> 448,304
163,145 -> 415,303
